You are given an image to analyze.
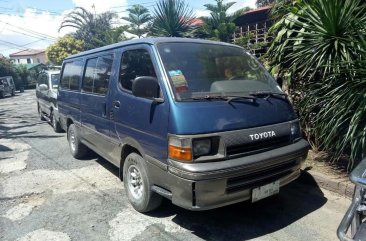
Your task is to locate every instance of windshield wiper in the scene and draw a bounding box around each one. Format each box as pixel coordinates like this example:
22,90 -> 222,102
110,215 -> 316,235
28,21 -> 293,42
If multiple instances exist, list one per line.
188,95 -> 256,104
249,91 -> 287,100
226,95 -> 256,104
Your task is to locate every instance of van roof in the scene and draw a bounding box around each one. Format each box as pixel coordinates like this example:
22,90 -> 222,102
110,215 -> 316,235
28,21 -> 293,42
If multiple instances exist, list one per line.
65,37 -> 241,60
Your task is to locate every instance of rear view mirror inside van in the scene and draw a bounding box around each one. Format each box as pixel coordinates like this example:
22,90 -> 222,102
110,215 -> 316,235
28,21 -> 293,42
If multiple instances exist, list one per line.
132,76 -> 163,102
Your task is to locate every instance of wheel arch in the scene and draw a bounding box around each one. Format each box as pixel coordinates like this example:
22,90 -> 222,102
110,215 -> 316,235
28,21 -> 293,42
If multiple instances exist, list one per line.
119,137 -> 146,179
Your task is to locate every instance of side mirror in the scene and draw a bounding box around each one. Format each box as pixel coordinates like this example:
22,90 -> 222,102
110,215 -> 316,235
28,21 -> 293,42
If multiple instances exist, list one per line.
276,76 -> 283,88
39,84 -> 49,91
132,76 -> 163,103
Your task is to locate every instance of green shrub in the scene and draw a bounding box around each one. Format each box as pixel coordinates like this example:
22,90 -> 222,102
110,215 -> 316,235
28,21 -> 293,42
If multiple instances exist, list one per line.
267,0 -> 366,168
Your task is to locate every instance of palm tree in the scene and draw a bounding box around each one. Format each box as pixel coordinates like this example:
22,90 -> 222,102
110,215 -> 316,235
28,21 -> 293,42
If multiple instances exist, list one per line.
202,0 -> 242,42
59,7 -> 116,50
151,0 -> 195,37
122,5 -> 152,38
105,26 -> 131,45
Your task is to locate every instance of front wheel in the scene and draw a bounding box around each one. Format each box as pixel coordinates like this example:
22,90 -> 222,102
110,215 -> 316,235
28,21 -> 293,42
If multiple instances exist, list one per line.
11,89 -> 15,96
51,111 -> 62,133
123,153 -> 162,213
38,104 -> 46,121
67,124 -> 88,159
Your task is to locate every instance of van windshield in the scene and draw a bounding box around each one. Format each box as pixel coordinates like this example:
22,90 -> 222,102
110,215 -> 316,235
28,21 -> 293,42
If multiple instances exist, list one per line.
157,42 -> 281,101
51,74 -> 60,88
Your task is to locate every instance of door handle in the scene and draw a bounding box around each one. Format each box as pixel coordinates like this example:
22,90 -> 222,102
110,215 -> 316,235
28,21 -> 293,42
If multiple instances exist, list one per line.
113,100 -> 120,108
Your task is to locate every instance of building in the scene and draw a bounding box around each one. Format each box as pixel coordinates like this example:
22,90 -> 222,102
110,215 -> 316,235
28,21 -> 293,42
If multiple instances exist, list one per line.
9,49 -> 47,65
233,5 -> 273,56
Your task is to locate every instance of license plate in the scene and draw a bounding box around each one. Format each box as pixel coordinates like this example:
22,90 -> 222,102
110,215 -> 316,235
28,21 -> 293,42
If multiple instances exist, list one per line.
252,181 -> 280,202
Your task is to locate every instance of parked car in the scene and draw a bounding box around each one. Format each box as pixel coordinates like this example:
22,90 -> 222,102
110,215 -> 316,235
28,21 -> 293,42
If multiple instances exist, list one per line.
338,158 -> 366,241
0,76 -> 16,98
58,38 -> 310,212
36,70 -> 62,132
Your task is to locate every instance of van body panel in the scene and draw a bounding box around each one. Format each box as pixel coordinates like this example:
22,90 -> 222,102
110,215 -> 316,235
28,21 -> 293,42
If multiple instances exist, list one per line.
107,44 -> 170,164
58,90 -> 81,126
169,98 -> 296,135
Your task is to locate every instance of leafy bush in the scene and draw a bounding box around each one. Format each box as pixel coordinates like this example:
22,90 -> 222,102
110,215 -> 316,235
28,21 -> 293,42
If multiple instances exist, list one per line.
267,0 -> 366,168
300,61 -> 366,168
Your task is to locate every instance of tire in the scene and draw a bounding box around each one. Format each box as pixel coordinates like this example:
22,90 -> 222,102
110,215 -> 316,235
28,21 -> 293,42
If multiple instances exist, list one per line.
51,111 -> 62,133
38,104 -> 46,121
11,89 -> 15,96
0,91 -> 4,99
123,153 -> 162,213
67,124 -> 88,159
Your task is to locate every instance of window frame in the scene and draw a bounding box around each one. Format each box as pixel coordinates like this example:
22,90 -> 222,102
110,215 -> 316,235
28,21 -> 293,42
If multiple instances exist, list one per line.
59,59 -> 84,92
118,45 -> 159,95
81,53 -> 114,96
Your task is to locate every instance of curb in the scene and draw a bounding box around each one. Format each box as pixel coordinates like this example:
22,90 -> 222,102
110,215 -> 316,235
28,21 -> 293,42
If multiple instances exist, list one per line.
301,169 -> 354,199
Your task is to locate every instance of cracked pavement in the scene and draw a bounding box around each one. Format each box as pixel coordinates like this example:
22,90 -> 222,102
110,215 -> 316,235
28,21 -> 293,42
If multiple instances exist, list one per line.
0,91 -> 351,241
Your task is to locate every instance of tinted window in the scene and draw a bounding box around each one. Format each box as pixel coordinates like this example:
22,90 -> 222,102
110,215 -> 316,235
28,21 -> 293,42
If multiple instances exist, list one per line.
61,60 -> 83,90
94,55 -> 113,95
51,74 -> 60,88
83,58 -> 97,93
120,49 -> 156,91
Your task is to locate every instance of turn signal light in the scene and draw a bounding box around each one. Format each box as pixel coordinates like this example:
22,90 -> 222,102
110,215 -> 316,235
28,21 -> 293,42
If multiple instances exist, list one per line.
168,136 -> 192,162
168,145 -> 192,162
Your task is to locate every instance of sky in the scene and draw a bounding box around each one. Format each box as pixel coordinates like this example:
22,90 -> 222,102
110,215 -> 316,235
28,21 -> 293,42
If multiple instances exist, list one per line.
0,0 -> 257,57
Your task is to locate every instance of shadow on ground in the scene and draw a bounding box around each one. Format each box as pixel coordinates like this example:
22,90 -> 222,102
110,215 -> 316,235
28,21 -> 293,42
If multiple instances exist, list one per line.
94,155 -> 327,240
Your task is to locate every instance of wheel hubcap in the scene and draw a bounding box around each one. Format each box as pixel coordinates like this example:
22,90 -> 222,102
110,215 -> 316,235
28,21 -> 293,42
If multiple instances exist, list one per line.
127,165 -> 143,200
69,130 -> 76,151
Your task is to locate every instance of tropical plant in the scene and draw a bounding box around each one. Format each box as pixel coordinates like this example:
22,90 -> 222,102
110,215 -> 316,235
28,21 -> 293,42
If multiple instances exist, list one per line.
104,26 -> 131,45
59,7 -> 117,50
300,60 -> 366,168
256,0 -> 274,7
151,0 -> 195,37
267,0 -> 366,167
46,35 -> 85,65
122,5 -> 152,38
267,0 -> 366,80
201,0 -> 242,42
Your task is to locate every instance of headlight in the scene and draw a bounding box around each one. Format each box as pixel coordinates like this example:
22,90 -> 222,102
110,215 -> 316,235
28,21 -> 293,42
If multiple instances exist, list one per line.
193,139 -> 211,157
291,121 -> 301,141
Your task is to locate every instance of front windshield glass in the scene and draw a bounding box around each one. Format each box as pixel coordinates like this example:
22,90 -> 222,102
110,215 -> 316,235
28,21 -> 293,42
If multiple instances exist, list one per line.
157,42 -> 281,100
51,74 -> 60,89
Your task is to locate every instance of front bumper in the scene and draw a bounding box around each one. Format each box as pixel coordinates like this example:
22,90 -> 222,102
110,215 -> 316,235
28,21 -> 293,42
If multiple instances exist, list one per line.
147,139 -> 310,210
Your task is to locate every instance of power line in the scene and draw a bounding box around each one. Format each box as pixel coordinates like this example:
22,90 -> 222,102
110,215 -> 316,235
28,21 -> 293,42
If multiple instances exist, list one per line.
0,20 -> 57,40
0,38 -> 48,52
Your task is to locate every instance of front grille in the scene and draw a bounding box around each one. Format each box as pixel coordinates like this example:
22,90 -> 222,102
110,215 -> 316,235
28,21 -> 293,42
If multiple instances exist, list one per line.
226,135 -> 291,158
226,160 -> 298,193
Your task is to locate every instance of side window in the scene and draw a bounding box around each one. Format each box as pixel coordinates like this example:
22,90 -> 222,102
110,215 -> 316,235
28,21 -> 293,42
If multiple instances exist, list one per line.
61,60 -> 83,90
82,54 -> 113,95
94,55 -> 113,95
120,49 -> 156,91
83,58 -> 97,93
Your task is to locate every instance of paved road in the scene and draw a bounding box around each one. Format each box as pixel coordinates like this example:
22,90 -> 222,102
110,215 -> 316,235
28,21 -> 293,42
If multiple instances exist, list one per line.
0,91 -> 350,241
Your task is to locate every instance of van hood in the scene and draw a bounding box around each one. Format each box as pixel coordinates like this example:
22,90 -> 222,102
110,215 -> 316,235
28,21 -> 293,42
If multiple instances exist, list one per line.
169,98 -> 297,134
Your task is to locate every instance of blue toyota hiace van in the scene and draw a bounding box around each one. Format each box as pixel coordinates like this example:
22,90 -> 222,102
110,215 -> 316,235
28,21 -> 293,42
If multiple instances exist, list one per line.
58,38 -> 309,212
